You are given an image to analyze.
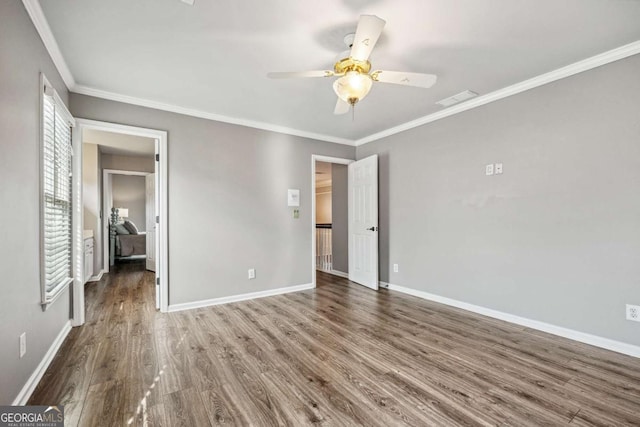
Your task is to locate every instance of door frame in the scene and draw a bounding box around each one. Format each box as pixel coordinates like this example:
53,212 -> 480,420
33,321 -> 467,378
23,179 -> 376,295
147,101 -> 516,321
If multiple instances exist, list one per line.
72,119 -> 169,326
102,169 -> 150,275
311,155 -> 354,288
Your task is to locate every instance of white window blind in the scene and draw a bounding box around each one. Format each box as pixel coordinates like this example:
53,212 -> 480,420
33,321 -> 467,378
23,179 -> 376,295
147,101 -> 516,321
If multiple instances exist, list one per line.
41,75 -> 75,305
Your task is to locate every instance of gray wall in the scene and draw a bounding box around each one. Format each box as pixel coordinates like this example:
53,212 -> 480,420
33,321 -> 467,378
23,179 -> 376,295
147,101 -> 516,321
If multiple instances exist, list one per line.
331,164 -> 349,274
70,94 -> 356,305
357,54 -> 640,346
112,174 -> 147,232
102,153 -> 154,173
82,143 -> 102,275
0,1 -> 72,404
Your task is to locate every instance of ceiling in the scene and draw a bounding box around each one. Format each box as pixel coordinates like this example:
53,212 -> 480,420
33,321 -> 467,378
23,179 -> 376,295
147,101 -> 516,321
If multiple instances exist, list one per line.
38,0 -> 640,143
83,129 -> 155,157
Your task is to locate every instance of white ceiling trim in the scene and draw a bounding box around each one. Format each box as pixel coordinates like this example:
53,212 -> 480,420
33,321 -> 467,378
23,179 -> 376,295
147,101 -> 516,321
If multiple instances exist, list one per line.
23,0 -> 639,147
72,85 -> 355,146
355,40 -> 640,146
22,0 -> 75,90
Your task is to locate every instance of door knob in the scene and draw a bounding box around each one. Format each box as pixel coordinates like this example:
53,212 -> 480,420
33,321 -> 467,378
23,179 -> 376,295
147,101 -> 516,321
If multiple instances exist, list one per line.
366,226 -> 378,231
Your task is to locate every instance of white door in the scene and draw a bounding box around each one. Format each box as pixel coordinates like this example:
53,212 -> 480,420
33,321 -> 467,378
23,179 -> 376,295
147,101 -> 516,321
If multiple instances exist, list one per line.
145,173 -> 156,273
348,155 -> 379,290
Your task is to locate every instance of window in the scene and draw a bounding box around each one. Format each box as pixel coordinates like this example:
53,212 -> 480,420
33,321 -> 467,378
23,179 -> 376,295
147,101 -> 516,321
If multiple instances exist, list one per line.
40,74 -> 75,306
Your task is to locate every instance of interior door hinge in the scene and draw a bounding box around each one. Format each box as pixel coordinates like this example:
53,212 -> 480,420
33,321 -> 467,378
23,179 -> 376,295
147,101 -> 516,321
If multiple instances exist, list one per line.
156,277 -> 160,286
155,215 -> 159,223
155,154 -> 159,161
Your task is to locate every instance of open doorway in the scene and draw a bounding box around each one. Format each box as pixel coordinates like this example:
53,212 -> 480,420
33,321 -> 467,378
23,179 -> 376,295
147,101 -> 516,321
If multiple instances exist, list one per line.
102,169 -> 154,269
314,161 -> 349,276
312,155 -> 379,290
73,119 -> 168,326
311,156 -> 351,288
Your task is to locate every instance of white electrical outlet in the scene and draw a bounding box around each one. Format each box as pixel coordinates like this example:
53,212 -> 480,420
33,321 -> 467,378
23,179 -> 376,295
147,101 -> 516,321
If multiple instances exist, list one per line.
626,304 -> 640,322
393,264 -> 399,273
495,163 -> 503,174
248,268 -> 256,280
19,333 -> 26,358
485,164 -> 494,176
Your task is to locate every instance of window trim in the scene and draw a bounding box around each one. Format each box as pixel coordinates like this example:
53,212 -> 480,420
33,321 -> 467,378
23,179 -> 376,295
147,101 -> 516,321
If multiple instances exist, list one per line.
40,73 -> 75,309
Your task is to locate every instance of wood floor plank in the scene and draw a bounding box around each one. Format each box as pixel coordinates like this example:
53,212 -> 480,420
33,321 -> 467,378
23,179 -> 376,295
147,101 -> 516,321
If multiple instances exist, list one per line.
200,387 -> 250,426
163,387 -> 212,427
27,266 -> 640,426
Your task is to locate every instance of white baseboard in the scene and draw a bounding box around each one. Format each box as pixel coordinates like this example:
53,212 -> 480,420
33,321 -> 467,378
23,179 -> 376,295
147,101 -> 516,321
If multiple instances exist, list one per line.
13,320 -> 72,405
330,270 -> 349,279
87,269 -> 105,282
316,268 -> 349,279
387,283 -> 640,359
168,283 -> 315,313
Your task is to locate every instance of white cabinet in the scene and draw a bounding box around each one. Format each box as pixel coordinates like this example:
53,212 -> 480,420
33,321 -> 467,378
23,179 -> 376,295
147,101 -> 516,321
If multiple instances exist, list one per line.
84,236 -> 94,283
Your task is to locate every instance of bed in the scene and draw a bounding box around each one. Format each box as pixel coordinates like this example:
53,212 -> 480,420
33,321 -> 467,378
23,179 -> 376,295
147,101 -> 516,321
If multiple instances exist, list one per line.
109,208 -> 146,265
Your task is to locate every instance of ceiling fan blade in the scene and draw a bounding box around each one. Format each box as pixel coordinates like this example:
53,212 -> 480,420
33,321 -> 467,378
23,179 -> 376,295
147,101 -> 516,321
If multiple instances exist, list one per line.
371,71 -> 437,88
350,15 -> 386,62
267,70 -> 334,79
334,98 -> 350,115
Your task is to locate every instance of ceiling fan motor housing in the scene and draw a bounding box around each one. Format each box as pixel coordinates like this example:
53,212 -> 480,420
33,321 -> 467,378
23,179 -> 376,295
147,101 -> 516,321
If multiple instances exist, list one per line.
333,57 -> 371,75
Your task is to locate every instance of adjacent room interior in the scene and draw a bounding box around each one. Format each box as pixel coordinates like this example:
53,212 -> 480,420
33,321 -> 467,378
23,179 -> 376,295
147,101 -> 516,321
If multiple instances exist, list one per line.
2,0 -> 640,425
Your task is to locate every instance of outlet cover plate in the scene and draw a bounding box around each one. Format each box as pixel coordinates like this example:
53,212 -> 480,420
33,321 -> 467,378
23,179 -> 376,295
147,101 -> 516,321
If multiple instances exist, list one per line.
626,304 -> 640,322
248,269 -> 256,280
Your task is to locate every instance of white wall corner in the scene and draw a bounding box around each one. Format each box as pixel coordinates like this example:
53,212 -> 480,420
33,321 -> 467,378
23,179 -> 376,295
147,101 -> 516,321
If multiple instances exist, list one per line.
22,0 -> 640,148
354,40 -> 640,146
72,85 -> 355,146
21,0 -> 75,90
12,320 -> 72,405
168,283 -> 315,313
387,283 -> 640,359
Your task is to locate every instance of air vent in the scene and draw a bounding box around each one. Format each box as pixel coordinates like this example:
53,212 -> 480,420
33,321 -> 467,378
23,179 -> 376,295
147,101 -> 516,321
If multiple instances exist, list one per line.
436,90 -> 478,108
180,0 -> 195,5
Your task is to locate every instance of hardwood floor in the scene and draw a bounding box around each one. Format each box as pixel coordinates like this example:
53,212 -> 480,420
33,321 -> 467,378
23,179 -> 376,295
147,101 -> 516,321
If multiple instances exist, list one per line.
29,266 -> 640,426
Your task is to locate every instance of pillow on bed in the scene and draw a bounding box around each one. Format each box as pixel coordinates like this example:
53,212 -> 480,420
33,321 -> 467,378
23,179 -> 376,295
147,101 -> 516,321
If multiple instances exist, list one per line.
124,220 -> 139,235
114,223 -> 130,235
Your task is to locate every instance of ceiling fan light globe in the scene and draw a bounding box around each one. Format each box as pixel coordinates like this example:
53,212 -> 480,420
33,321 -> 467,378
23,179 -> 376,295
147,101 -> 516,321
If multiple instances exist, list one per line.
333,71 -> 373,104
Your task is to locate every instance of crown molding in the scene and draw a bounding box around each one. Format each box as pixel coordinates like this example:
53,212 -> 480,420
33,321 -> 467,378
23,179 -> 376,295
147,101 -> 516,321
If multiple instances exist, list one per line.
22,0 -> 639,147
354,40 -> 640,146
72,85 -> 355,146
22,0 -> 75,89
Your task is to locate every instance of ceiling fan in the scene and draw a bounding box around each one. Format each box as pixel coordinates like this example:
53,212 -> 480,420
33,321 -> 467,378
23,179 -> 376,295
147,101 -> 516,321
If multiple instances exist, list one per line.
267,15 -> 437,115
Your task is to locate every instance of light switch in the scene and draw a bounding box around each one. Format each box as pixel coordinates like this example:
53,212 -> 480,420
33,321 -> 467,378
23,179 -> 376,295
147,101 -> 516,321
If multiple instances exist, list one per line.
485,164 -> 494,176
495,163 -> 503,174
288,189 -> 300,207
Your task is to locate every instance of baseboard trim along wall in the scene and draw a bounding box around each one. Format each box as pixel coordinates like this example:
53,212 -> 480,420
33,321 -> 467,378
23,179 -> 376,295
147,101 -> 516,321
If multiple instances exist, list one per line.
168,283 -> 315,313
316,268 -> 349,279
88,270 -> 105,282
13,320 -> 72,405
330,270 -> 349,279
387,283 -> 640,359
